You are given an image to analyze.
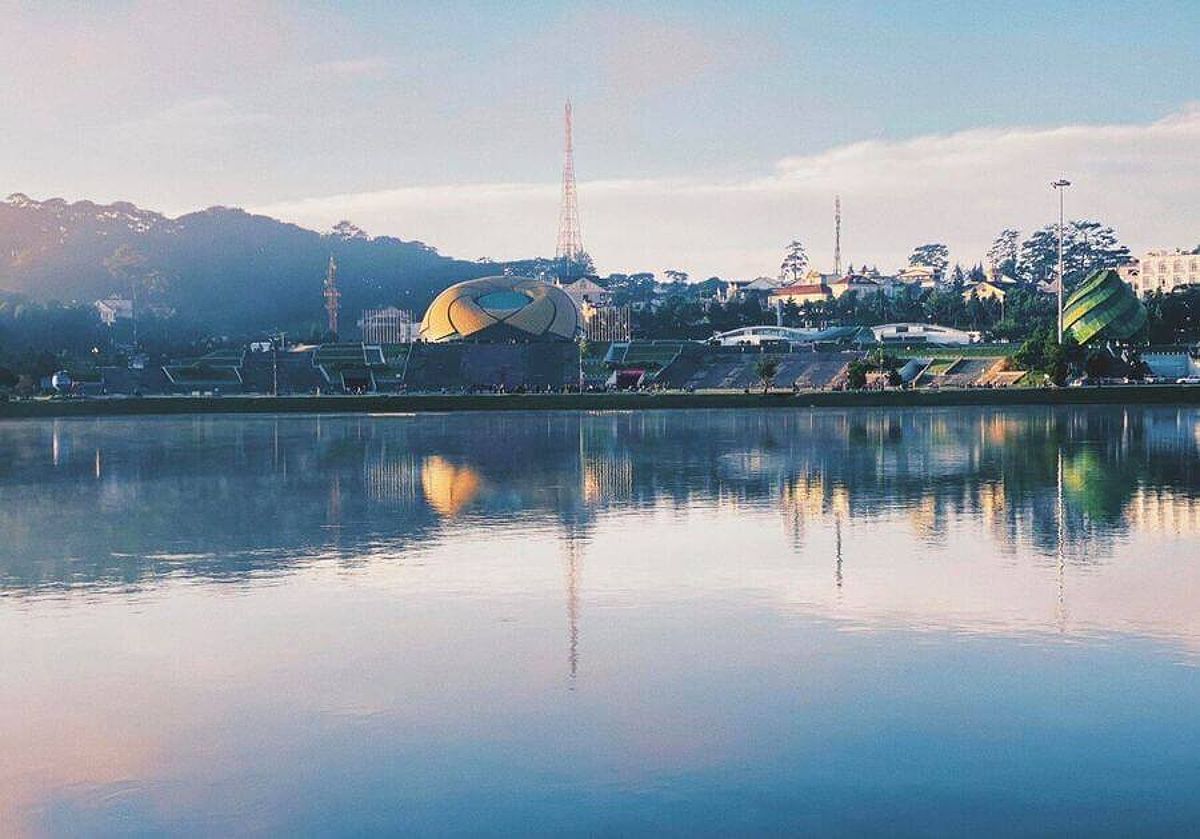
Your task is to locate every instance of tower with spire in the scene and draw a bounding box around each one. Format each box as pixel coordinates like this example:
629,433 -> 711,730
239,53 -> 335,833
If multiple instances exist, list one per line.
323,254 -> 340,336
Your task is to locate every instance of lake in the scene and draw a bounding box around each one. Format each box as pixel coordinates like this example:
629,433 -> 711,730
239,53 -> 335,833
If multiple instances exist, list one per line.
2,407 -> 1198,836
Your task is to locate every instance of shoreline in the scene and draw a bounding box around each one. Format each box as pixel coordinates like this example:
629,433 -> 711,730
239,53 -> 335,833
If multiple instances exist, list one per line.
3,385 -> 1200,419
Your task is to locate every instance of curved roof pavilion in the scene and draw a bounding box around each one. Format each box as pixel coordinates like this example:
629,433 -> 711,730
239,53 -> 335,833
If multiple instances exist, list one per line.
420,276 -> 579,342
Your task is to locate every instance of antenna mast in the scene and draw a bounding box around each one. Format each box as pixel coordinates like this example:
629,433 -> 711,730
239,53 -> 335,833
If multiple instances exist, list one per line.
834,194 -> 842,277
555,101 -> 584,272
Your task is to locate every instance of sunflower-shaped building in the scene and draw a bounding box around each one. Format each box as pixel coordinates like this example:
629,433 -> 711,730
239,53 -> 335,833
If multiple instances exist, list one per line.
419,276 -> 580,342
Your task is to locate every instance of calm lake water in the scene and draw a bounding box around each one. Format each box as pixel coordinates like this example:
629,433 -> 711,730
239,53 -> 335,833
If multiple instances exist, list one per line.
2,407 -> 1199,836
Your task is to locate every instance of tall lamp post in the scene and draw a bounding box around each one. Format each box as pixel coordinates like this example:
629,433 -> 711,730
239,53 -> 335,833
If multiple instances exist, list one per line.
1052,179 -> 1071,343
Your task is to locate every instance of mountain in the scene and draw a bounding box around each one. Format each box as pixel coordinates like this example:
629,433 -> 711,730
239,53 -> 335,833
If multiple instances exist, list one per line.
0,193 -> 522,334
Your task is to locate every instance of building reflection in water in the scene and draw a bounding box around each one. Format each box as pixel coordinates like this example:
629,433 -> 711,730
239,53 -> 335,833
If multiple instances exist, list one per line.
834,514 -> 843,591
563,528 -> 583,684
3,406 -> 1200,609
6,406 -> 1200,839
419,456 -> 484,518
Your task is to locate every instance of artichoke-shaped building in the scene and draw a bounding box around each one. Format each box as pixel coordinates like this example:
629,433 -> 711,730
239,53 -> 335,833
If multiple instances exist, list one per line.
419,276 -> 579,342
1063,269 -> 1147,345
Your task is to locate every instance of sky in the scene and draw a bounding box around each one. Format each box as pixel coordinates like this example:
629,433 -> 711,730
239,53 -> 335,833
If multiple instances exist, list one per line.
2,0 -> 1198,278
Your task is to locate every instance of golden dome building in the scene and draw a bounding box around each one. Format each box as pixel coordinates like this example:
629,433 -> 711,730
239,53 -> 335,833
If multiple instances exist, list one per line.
420,276 -> 580,342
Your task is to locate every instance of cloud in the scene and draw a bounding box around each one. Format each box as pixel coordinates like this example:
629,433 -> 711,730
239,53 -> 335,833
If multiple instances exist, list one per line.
589,11 -> 729,95
91,97 -> 275,148
311,57 -> 391,79
251,106 -> 1200,277
0,0 -> 295,124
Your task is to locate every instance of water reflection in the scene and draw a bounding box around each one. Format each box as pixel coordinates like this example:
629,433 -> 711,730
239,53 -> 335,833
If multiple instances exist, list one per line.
3,408 -> 1198,594
4,408 -> 1200,653
3,408 -> 1200,835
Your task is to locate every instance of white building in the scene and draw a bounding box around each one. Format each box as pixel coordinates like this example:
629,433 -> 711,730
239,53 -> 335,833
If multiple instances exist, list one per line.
896,265 -> 938,289
357,307 -> 416,344
711,325 -> 821,347
720,276 -> 781,303
828,276 -> 883,299
560,277 -> 610,307
94,296 -> 133,326
870,323 -> 976,346
1124,250 -> 1200,296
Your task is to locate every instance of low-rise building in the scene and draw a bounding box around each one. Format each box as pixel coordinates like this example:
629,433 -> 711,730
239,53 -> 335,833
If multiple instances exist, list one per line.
870,322 -> 976,346
1124,250 -> 1200,296
962,279 -> 1012,303
829,275 -> 882,299
94,295 -> 133,326
711,325 -> 821,347
897,265 -> 938,289
768,283 -> 833,307
750,277 -> 785,297
560,277 -> 610,307
358,307 -> 416,344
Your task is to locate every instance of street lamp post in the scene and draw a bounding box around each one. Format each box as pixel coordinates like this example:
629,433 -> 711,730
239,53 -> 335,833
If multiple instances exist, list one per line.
1052,179 -> 1071,343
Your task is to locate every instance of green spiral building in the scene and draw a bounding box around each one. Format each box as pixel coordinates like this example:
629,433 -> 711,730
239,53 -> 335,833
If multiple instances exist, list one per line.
1062,269 -> 1147,345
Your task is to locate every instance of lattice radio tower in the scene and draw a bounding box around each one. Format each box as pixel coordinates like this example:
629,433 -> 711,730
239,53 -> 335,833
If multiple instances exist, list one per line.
555,100 -> 584,269
834,194 -> 842,277
323,253 -> 340,336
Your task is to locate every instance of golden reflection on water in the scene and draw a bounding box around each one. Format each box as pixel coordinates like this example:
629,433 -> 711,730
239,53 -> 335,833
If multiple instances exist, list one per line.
420,455 -> 484,517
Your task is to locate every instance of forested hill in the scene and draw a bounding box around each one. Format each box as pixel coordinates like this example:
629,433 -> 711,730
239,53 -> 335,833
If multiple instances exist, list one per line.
0,193 -> 521,333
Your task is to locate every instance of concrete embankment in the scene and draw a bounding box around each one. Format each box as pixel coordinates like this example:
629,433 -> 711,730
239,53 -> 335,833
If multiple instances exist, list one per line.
3,386 -> 1200,419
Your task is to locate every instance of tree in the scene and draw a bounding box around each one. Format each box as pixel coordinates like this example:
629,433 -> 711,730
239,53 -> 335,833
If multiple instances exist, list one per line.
1084,348 -> 1113,379
664,269 -> 689,286
1066,221 -> 1130,276
1012,327 -> 1079,385
846,360 -> 869,389
949,263 -> 966,290
779,240 -> 809,284
1017,220 -> 1129,289
924,289 -> 968,328
102,244 -> 173,349
576,336 -> 590,391
780,300 -> 801,327
555,251 -> 595,281
1013,328 -> 1048,372
987,229 -> 1021,278
908,243 -> 949,280
990,287 -> 1055,341
104,243 -> 146,280
331,220 -> 369,240
1043,334 -> 1074,386
754,357 -> 780,393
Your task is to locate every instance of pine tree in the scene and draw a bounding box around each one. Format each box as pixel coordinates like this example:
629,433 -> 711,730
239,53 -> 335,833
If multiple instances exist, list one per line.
779,241 -> 809,284
987,229 -> 1021,278
1017,221 -> 1129,289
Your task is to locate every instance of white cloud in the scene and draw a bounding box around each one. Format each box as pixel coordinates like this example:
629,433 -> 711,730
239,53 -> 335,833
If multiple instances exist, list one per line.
311,57 -> 391,79
92,98 -> 275,148
252,106 -> 1200,278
